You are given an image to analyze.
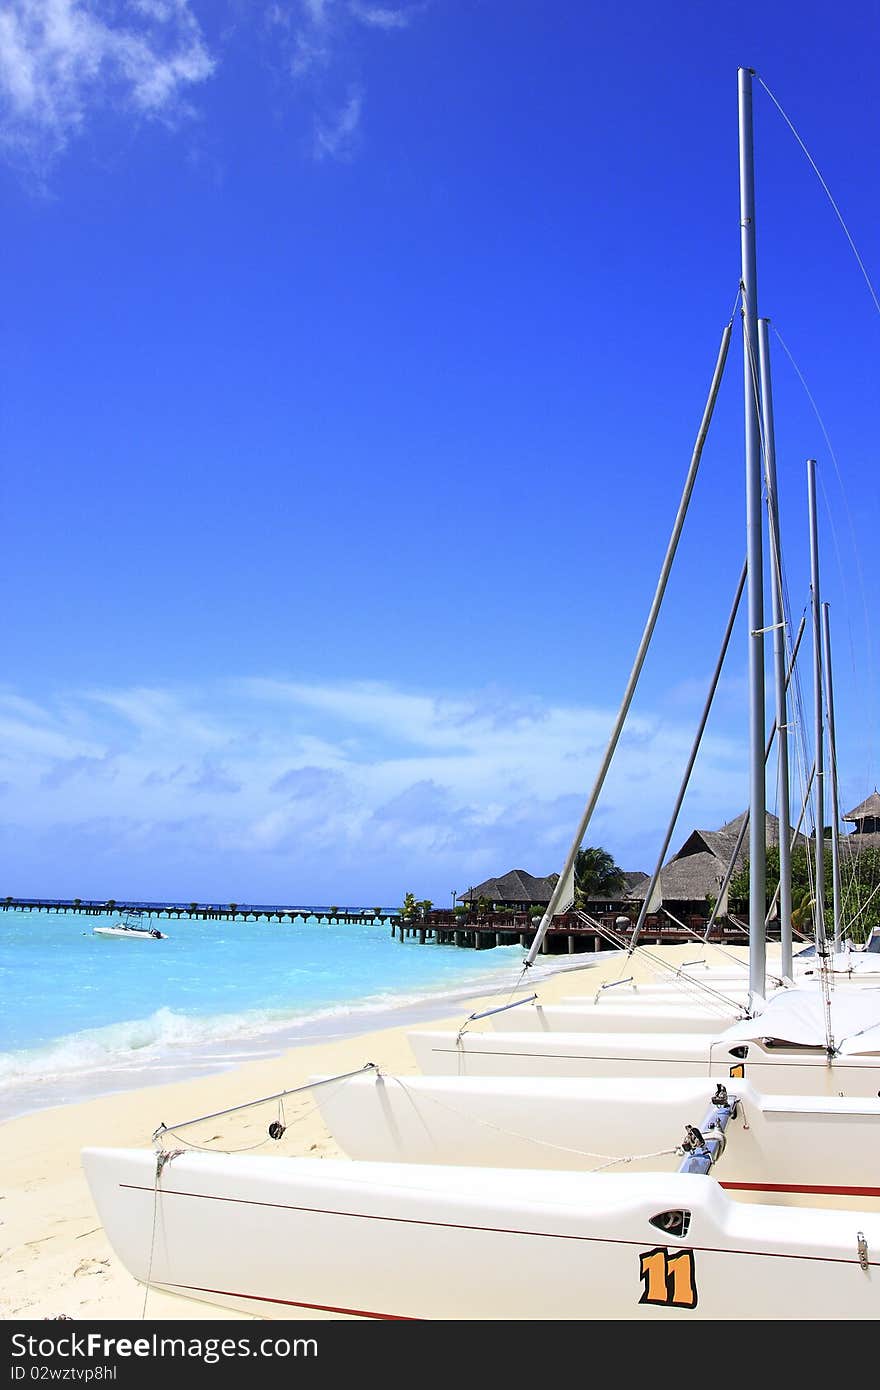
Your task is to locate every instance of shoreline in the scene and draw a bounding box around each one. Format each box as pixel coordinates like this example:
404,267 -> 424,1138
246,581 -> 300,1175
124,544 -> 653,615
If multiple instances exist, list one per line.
1,943 -> 752,1322
0,947 -> 596,1124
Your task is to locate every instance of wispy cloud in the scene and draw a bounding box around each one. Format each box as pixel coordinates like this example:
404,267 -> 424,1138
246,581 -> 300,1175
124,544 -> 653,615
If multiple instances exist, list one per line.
0,1 -> 426,176
0,0 -> 214,171
312,85 -> 361,159
187,759 -> 243,795
350,4 -> 414,30
0,675 -> 751,900
40,752 -> 118,789
266,0 -> 419,159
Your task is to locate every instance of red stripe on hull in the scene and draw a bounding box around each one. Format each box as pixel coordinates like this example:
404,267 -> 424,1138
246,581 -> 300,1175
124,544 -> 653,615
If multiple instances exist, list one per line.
120,1183 -> 877,1266
169,1283 -> 416,1320
721,1181 -> 880,1197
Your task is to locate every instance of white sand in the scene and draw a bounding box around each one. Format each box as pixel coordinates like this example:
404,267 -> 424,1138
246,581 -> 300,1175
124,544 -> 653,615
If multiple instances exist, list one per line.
0,942 -> 754,1320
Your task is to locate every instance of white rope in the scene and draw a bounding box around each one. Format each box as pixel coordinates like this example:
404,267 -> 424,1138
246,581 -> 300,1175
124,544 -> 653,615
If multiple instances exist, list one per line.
388,1075 -> 681,1171
141,1149 -> 183,1320
756,74 -> 880,318
772,326 -> 873,738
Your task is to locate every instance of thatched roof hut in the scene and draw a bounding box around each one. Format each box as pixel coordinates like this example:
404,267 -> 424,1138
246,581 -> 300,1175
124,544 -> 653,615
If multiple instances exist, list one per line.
627,810 -> 795,914
460,870 -> 560,910
844,792 -> 880,836
460,867 -> 649,912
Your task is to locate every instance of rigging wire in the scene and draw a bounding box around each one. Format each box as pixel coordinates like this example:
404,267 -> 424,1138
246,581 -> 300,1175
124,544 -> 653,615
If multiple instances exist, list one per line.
755,74 -> 880,320
387,1074 -> 682,1171
768,323 -> 876,937
771,324 -> 874,778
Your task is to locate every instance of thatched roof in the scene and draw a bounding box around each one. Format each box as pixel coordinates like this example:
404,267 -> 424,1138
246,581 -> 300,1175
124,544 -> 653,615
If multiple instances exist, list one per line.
460,870 -> 560,905
628,850 -> 727,904
460,866 -> 649,907
623,870 -> 650,893
627,810 -> 802,906
844,791 -> 880,824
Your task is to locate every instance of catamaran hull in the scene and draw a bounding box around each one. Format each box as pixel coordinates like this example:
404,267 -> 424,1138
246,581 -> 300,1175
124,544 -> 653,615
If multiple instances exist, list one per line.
408,1029 -> 880,1095
314,1072 -> 880,1209
82,1148 -> 880,1320
490,1002 -> 736,1033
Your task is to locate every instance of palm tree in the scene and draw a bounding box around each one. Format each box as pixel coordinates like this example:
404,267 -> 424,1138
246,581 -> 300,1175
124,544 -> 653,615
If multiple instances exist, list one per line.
188,902 -> 198,915
228,902 -> 239,914
790,885 -> 815,934
399,892 -> 418,920
371,906 -> 383,917
574,847 -> 626,907
418,899 -> 433,920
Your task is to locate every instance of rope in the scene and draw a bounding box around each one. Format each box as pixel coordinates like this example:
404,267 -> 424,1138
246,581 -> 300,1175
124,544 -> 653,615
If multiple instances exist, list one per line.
772,324 -> 874,780
756,75 -> 880,319
141,1148 -> 183,1320
387,1075 -> 681,1171
151,1066 -> 374,1154
578,911 -> 746,1011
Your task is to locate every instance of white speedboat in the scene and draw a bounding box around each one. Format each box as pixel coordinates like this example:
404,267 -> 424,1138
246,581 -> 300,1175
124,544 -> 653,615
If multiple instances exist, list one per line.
93,921 -> 166,940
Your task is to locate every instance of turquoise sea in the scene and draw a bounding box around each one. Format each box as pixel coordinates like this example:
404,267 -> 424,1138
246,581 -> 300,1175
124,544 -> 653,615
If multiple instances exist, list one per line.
0,909 -> 528,1120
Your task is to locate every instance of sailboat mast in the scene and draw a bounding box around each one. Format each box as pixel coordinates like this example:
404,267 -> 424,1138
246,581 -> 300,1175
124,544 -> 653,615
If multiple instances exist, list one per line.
807,457 -> 827,954
757,318 -> 793,979
738,67 -> 767,998
821,601 -> 843,948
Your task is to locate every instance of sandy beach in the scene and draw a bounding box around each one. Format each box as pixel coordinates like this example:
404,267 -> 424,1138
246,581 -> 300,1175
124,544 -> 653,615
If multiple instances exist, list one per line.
1,943 -> 754,1322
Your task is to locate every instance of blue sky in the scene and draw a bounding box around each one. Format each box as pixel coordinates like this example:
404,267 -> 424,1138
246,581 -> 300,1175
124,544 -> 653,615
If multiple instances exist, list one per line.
0,1 -> 878,904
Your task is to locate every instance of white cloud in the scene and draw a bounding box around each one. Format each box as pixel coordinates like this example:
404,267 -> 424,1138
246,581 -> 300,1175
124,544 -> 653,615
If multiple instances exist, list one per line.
303,0 -> 334,24
350,4 -> 412,29
0,674 -> 752,900
312,84 -> 361,159
266,0 -> 419,157
0,0 -> 214,168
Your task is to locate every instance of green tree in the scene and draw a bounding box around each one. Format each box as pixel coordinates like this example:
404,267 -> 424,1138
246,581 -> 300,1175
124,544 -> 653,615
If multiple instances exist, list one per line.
399,892 -> 419,920
417,899 -> 433,919
329,905 -> 340,917
228,902 -> 239,914
731,844 -> 880,943
371,906 -> 383,917
188,902 -> 198,914
574,847 -> 626,907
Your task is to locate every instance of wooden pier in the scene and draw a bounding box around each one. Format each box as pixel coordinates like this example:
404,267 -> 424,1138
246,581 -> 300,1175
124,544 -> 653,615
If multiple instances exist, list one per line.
389,909 -> 749,954
1,898 -> 751,953
0,898 -> 395,926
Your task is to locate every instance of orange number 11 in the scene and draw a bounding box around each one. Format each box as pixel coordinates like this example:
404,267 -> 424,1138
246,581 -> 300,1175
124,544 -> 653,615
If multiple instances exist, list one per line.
639,1247 -> 698,1309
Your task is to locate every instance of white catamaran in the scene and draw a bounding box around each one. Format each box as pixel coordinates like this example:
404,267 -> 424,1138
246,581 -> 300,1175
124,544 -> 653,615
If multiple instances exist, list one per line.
82,70 -> 880,1320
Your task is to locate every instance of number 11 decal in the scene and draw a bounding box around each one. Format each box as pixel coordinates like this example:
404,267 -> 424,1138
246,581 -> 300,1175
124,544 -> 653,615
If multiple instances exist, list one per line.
639,1247 -> 698,1308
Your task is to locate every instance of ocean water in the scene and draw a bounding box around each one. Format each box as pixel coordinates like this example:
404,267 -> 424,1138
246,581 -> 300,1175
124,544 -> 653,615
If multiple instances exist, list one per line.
0,909 -> 529,1120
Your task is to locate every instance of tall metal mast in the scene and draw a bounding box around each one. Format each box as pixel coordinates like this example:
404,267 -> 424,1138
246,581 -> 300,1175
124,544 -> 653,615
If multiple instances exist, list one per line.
523,327 -> 732,967
757,319 -> 793,979
739,67 -> 767,999
807,458 -> 827,953
822,602 -> 843,948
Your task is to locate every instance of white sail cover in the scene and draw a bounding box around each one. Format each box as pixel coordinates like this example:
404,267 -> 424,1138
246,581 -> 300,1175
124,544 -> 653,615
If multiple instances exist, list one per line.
722,987 -> 880,1055
556,860 -> 575,913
